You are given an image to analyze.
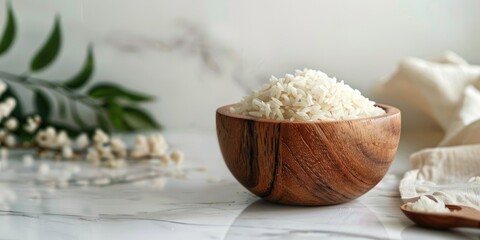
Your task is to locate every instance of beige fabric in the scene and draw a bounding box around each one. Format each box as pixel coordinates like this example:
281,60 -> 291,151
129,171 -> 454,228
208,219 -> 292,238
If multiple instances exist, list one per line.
378,52 -> 480,209
400,145 -> 480,208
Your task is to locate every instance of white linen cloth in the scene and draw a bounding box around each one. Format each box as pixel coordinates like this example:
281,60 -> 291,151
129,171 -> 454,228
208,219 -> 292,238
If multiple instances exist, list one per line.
376,52 -> 480,209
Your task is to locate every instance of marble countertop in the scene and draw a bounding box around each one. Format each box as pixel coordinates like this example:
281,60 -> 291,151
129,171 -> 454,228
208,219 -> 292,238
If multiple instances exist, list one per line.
0,130 -> 478,240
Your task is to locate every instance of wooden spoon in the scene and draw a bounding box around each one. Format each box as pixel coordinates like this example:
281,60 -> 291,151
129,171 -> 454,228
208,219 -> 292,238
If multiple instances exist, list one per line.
400,204 -> 480,229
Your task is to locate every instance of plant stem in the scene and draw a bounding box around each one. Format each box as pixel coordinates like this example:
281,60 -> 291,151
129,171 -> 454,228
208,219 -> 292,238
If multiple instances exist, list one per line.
0,70 -> 102,109
69,99 -> 87,128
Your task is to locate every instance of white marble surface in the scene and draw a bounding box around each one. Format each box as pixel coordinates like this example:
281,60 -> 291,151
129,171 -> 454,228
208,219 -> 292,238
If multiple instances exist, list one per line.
0,130 -> 479,240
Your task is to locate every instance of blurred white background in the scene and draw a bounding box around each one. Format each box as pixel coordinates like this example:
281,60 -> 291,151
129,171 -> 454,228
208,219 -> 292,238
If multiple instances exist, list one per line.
0,0 -> 479,130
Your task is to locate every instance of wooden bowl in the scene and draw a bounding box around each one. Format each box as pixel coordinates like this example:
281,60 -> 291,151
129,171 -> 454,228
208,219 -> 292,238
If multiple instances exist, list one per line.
216,104 -> 401,206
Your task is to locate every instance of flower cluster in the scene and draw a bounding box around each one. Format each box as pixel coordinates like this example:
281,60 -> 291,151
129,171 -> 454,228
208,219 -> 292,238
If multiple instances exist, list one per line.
0,82 -> 18,170
86,129 -> 127,168
0,82 -> 17,152
131,134 -> 184,168
0,82 -> 16,122
36,127 -> 74,160
31,127 -> 184,169
24,115 -> 41,133
0,118 -> 18,148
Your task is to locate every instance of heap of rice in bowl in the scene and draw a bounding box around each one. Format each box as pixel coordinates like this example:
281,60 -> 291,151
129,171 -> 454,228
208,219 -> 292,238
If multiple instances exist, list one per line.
230,69 -> 385,121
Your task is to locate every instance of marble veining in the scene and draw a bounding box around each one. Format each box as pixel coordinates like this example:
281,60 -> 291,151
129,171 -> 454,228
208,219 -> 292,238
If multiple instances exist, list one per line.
105,21 -> 258,94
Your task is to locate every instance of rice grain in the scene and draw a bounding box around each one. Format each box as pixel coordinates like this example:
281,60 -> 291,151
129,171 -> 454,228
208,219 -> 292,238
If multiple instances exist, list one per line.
231,69 -> 385,121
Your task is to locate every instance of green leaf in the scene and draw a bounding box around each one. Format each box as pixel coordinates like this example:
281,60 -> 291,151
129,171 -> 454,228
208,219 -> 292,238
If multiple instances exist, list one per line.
30,15 -> 62,72
122,106 -> 161,130
33,90 -> 51,121
72,114 -> 86,128
64,45 -> 94,89
0,2 -> 16,55
106,101 -> 126,130
95,110 -> 111,133
58,98 -> 67,118
69,100 -> 87,129
88,83 -> 154,102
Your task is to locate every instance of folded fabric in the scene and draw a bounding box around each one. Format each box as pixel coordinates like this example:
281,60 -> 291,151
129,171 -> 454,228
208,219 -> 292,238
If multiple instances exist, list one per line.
377,52 -> 480,209
440,85 -> 480,146
400,145 -> 480,208
376,51 -> 480,130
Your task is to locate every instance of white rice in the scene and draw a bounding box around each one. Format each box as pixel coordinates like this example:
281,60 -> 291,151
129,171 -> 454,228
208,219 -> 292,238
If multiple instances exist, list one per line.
230,69 -> 385,121
405,196 -> 449,213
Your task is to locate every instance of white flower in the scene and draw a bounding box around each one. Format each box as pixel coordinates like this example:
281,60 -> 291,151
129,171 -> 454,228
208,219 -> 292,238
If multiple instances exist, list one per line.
0,98 -> 16,120
0,105 -> 10,120
111,137 -> 127,157
111,137 -> 125,151
5,97 -> 15,108
131,135 -> 149,159
0,81 -> 6,95
24,115 -> 41,133
0,130 -> 6,139
45,127 -> 55,137
62,146 -> 73,159
93,129 -> 109,145
170,150 -> 184,167
135,135 -> 147,146
35,127 -> 56,148
86,149 -> 99,160
22,155 -> 34,167
1,98 -> 15,117
75,133 -> 89,149
4,134 -> 15,147
55,131 -> 71,147
4,118 -> 17,131
86,148 -> 100,164
148,134 -> 168,157
98,145 -> 114,160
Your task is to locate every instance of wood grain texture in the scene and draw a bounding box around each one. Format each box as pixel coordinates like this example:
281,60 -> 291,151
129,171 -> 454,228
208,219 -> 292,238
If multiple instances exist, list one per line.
401,204 -> 480,229
216,104 -> 401,206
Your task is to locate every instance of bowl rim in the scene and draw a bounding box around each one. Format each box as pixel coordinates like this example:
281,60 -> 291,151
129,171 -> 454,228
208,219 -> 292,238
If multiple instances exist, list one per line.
216,103 -> 400,124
